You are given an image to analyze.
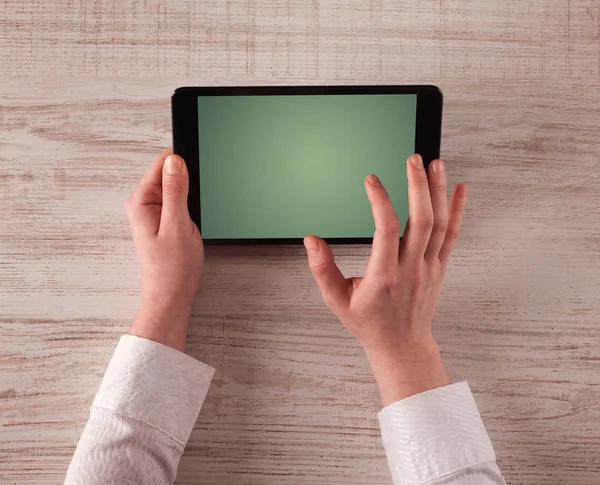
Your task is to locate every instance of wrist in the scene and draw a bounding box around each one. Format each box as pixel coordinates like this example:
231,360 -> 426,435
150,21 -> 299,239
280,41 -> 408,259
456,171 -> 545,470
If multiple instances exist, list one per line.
364,340 -> 449,407
130,294 -> 194,352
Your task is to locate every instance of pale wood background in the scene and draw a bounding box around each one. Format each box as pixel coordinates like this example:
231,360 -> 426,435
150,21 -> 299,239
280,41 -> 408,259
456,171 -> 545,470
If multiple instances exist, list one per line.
1,1 -> 600,484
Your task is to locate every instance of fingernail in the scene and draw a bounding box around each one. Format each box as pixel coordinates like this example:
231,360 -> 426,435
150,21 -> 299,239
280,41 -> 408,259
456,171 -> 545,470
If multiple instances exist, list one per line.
432,160 -> 444,175
165,155 -> 183,175
367,174 -> 382,186
457,184 -> 467,199
410,155 -> 424,169
303,236 -> 319,256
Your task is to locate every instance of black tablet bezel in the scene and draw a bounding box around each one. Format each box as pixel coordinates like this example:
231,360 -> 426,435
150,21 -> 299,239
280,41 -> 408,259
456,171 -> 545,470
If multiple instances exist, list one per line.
172,85 -> 443,246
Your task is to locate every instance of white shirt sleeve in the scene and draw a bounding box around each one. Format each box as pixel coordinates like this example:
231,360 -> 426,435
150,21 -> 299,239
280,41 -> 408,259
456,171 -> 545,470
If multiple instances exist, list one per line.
378,382 -> 506,485
65,336 -> 505,485
64,335 -> 214,485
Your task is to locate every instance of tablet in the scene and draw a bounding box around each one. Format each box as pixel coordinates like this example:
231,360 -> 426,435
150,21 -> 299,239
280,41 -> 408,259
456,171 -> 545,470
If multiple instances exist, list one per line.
172,85 -> 442,245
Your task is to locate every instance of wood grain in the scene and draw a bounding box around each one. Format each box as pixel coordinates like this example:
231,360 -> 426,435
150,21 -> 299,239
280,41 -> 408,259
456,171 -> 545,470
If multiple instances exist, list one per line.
1,1 -> 600,484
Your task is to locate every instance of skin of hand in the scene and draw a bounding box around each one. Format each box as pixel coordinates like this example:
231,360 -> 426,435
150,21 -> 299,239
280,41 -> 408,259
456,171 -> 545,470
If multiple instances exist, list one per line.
126,148 -> 204,352
304,154 -> 467,406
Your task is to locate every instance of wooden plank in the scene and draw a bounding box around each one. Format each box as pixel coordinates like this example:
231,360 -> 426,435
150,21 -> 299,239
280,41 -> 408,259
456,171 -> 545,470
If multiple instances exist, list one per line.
1,0 -> 599,80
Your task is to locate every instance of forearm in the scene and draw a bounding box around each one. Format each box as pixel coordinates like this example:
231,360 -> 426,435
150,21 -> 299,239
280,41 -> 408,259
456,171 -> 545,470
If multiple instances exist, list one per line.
65,336 -> 214,485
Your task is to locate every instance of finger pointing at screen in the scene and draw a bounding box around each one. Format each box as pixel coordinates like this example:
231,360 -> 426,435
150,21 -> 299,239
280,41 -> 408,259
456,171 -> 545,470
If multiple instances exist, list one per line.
304,154 -> 468,406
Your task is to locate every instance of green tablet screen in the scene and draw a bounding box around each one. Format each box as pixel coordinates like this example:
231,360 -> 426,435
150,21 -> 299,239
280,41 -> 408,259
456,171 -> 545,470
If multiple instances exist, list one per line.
197,94 -> 416,239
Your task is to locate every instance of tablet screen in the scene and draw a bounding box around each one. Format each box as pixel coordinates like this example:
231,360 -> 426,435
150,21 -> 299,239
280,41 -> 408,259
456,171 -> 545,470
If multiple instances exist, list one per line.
197,94 -> 416,239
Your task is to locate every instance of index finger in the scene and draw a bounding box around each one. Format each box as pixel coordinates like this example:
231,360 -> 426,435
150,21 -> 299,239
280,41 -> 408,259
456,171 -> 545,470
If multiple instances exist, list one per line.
364,174 -> 401,281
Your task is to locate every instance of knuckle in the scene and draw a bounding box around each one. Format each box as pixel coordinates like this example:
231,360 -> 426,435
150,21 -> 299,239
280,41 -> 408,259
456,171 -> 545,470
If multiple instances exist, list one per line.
446,226 -> 461,241
454,204 -> 466,215
434,182 -> 447,194
432,217 -> 448,234
309,262 -> 329,278
412,171 -> 429,187
417,214 -> 434,231
377,220 -> 401,237
162,221 -> 192,241
382,275 -> 398,291
163,182 -> 185,197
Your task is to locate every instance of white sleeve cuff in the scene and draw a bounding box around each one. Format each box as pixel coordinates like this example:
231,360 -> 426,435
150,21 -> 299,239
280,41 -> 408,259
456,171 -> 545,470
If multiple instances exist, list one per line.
93,335 -> 215,446
378,382 -> 495,485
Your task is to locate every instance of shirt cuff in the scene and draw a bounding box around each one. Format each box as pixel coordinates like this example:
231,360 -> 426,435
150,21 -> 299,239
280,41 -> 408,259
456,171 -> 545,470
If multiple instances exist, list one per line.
378,382 -> 495,485
93,335 -> 215,446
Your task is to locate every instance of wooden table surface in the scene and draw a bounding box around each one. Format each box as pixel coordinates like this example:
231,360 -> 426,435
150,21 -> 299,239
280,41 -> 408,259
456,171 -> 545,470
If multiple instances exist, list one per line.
1,1 -> 600,484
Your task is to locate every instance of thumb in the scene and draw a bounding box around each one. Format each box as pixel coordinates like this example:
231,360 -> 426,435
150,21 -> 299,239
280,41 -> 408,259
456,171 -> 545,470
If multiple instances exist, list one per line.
160,154 -> 190,231
304,235 -> 350,312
